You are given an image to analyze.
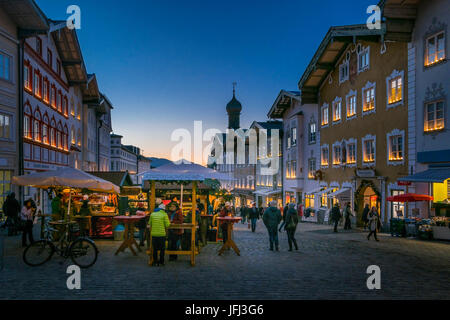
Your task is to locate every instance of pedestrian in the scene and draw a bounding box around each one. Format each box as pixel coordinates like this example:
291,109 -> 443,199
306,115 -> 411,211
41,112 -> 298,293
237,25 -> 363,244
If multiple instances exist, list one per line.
78,195 -> 91,237
167,201 -> 183,261
343,202 -> 353,230
241,205 -> 247,224
367,207 -> 381,242
331,203 -> 342,233
263,200 -> 282,251
21,199 -> 36,247
219,202 -> 234,243
2,192 -> 20,236
362,204 -> 370,230
249,203 -> 259,232
149,203 -> 170,266
284,203 -> 299,251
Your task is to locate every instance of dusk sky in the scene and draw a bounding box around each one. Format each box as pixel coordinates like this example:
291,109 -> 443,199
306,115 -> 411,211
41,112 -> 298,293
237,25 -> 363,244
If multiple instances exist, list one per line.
37,0 -> 376,162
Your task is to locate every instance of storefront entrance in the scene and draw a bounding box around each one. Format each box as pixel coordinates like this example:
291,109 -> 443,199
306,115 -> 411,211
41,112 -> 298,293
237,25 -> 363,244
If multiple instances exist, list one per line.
355,180 -> 381,227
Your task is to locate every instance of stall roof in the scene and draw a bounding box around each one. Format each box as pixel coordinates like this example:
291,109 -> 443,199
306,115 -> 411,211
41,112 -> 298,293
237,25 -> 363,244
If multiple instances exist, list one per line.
88,171 -> 134,188
398,168 -> 450,183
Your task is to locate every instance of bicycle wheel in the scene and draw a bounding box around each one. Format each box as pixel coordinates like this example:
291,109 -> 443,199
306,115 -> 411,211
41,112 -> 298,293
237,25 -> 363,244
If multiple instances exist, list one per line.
70,238 -> 98,268
23,240 -> 55,267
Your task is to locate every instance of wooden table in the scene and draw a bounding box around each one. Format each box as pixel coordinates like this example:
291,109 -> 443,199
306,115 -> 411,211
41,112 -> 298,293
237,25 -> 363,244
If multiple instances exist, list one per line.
217,217 -> 242,256
113,216 -> 145,256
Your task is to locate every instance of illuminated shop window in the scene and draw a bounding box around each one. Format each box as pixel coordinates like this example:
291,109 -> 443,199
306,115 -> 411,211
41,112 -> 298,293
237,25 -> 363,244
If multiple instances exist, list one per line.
425,31 -> 445,66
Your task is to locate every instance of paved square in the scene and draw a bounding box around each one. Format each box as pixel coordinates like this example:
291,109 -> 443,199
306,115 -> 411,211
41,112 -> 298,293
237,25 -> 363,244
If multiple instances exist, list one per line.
0,222 -> 449,300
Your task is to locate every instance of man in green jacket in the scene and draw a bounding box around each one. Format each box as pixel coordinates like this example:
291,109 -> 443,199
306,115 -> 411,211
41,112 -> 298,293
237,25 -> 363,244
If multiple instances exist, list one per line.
263,201 -> 282,251
149,204 -> 171,266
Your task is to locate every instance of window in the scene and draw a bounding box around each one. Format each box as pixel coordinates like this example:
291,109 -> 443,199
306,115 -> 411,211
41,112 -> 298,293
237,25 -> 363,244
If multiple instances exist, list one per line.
36,37 -> 42,56
321,193 -> 328,208
0,114 -> 11,139
389,135 -> 403,161
43,79 -> 49,103
47,49 -> 53,68
425,101 -> 445,132
346,93 -> 357,118
309,122 -> 316,144
51,86 -> 56,108
63,96 -> 68,116
70,97 -> 75,116
42,117 -> 49,145
286,127 -> 291,149
332,99 -> 341,122
305,194 -> 315,208
358,45 -> 370,72
387,70 -> 404,107
33,71 -> 41,98
321,145 -> 329,167
321,104 -> 329,126
347,143 -> 356,164
0,170 -> 12,211
291,127 -> 297,146
33,112 -> 41,142
339,59 -> 349,83
363,86 -> 375,113
71,127 -> 76,145
291,160 -> 297,179
0,52 -> 11,81
363,139 -> 375,164
24,63 -> 32,91
57,91 -> 62,112
308,158 -> 316,179
333,145 -> 341,166
286,161 -> 291,179
391,190 -> 405,218
24,114 -> 31,139
425,31 -> 446,66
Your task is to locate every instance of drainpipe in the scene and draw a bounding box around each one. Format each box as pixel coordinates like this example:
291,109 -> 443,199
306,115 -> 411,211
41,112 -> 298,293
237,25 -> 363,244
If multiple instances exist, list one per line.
97,119 -> 103,171
17,38 -> 25,204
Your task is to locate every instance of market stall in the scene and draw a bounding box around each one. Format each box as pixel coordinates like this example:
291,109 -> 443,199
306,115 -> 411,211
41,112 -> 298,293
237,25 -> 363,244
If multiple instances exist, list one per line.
12,167 -> 120,239
140,162 -> 233,266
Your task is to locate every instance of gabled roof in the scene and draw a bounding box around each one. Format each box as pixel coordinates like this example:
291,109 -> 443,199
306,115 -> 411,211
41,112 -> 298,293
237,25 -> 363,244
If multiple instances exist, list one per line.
49,20 -> 88,87
0,0 -> 49,36
97,92 -> 114,114
250,120 -> 283,131
83,73 -> 100,105
380,0 -> 420,42
88,171 -> 134,188
267,90 -> 301,119
297,24 -> 385,104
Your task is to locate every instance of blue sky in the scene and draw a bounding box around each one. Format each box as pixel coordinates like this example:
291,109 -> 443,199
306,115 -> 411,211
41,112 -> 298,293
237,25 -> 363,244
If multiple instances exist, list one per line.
37,0 -> 376,160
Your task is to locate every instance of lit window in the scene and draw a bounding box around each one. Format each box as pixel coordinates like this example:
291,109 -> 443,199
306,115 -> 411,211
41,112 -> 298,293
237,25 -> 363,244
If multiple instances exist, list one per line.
291,161 -> 297,179
42,122 -> 48,145
363,139 -> 375,163
389,135 -> 403,161
24,63 -> 32,91
0,53 -> 11,81
51,86 -> 56,107
57,92 -> 62,112
286,161 -> 291,179
347,143 -> 356,164
305,194 -> 314,208
347,94 -> 356,118
362,87 -> 375,113
425,32 -> 446,66
34,71 -> 41,97
425,101 -> 445,132
0,114 -> 11,139
333,145 -> 341,165
321,145 -> 329,166
43,79 -> 49,103
24,114 -> 31,138
333,99 -> 341,122
388,76 -> 402,105
321,193 -> 328,207
321,104 -> 329,126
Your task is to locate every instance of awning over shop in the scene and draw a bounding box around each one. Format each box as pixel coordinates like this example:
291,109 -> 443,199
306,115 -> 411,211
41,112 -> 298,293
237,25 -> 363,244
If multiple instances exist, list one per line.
318,187 -> 336,195
305,187 -> 325,195
387,193 -> 434,203
254,189 -> 281,196
328,188 -> 351,198
398,167 -> 450,183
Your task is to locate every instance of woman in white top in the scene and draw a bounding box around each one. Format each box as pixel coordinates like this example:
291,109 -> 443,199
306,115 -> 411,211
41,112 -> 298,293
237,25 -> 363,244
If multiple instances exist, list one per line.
21,199 -> 35,247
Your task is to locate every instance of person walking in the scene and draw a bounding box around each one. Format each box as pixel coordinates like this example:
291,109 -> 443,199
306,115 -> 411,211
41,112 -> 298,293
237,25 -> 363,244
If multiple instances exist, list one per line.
362,204 -> 370,230
2,192 -> 20,236
284,203 -> 299,251
367,207 -> 381,242
249,203 -> 259,232
331,203 -> 342,233
167,201 -> 183,261
241,205 -> 248,224
343,202 -> 353,230
148,204 -> 171,266
21,199 -> 36,247
263,201 -> 282,251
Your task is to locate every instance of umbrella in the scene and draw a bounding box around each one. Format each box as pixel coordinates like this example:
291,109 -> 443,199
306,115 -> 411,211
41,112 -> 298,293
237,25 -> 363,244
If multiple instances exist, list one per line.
387,193 -> 434,203
12,167 -> 120,193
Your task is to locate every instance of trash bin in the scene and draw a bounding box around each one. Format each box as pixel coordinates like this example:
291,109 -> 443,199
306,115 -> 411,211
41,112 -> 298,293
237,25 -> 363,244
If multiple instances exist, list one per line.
113,224 -> 125,241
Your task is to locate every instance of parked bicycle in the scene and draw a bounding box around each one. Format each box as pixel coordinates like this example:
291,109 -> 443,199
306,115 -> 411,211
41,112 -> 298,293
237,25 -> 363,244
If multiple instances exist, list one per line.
23,220 -> 98,268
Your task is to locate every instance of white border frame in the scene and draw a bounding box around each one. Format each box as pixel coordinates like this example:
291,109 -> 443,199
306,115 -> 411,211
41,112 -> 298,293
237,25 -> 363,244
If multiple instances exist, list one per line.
386,69 -> 405,109
320,144 -> 329,169
332,140 -> 343,168
361,134 -> 376,168
345,89 -> 357,120
321,103 -> 329,128
345,137 -> 357,168
361,81 -> 376,116
332,96 -> 342,125
357,45 -> 370,74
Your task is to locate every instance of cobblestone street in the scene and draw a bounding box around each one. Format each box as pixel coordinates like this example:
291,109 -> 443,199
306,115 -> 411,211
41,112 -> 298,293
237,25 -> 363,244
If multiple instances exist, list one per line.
0,221 -> 449,300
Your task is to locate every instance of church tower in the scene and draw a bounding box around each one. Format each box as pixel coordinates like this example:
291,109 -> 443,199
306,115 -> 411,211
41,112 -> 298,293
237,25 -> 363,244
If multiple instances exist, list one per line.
226,83 -> 242,130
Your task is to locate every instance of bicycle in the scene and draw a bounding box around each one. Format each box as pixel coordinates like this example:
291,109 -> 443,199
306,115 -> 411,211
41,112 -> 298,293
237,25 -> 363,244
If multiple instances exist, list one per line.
23,220 -> 98,268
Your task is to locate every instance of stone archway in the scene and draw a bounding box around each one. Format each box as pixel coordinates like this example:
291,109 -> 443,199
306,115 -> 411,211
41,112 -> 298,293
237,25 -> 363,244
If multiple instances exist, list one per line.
354,180 -> 381,227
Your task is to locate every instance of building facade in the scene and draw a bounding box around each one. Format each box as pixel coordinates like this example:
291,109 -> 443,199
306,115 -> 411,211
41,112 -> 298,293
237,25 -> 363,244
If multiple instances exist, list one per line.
383,0 -> 450,220
298,24 -> 410,227
110,134 -> 138,175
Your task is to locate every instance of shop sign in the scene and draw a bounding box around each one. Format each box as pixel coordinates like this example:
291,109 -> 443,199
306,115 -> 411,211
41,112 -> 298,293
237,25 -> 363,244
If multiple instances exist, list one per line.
356,169 -> 375,178
398,181 -> 411,186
